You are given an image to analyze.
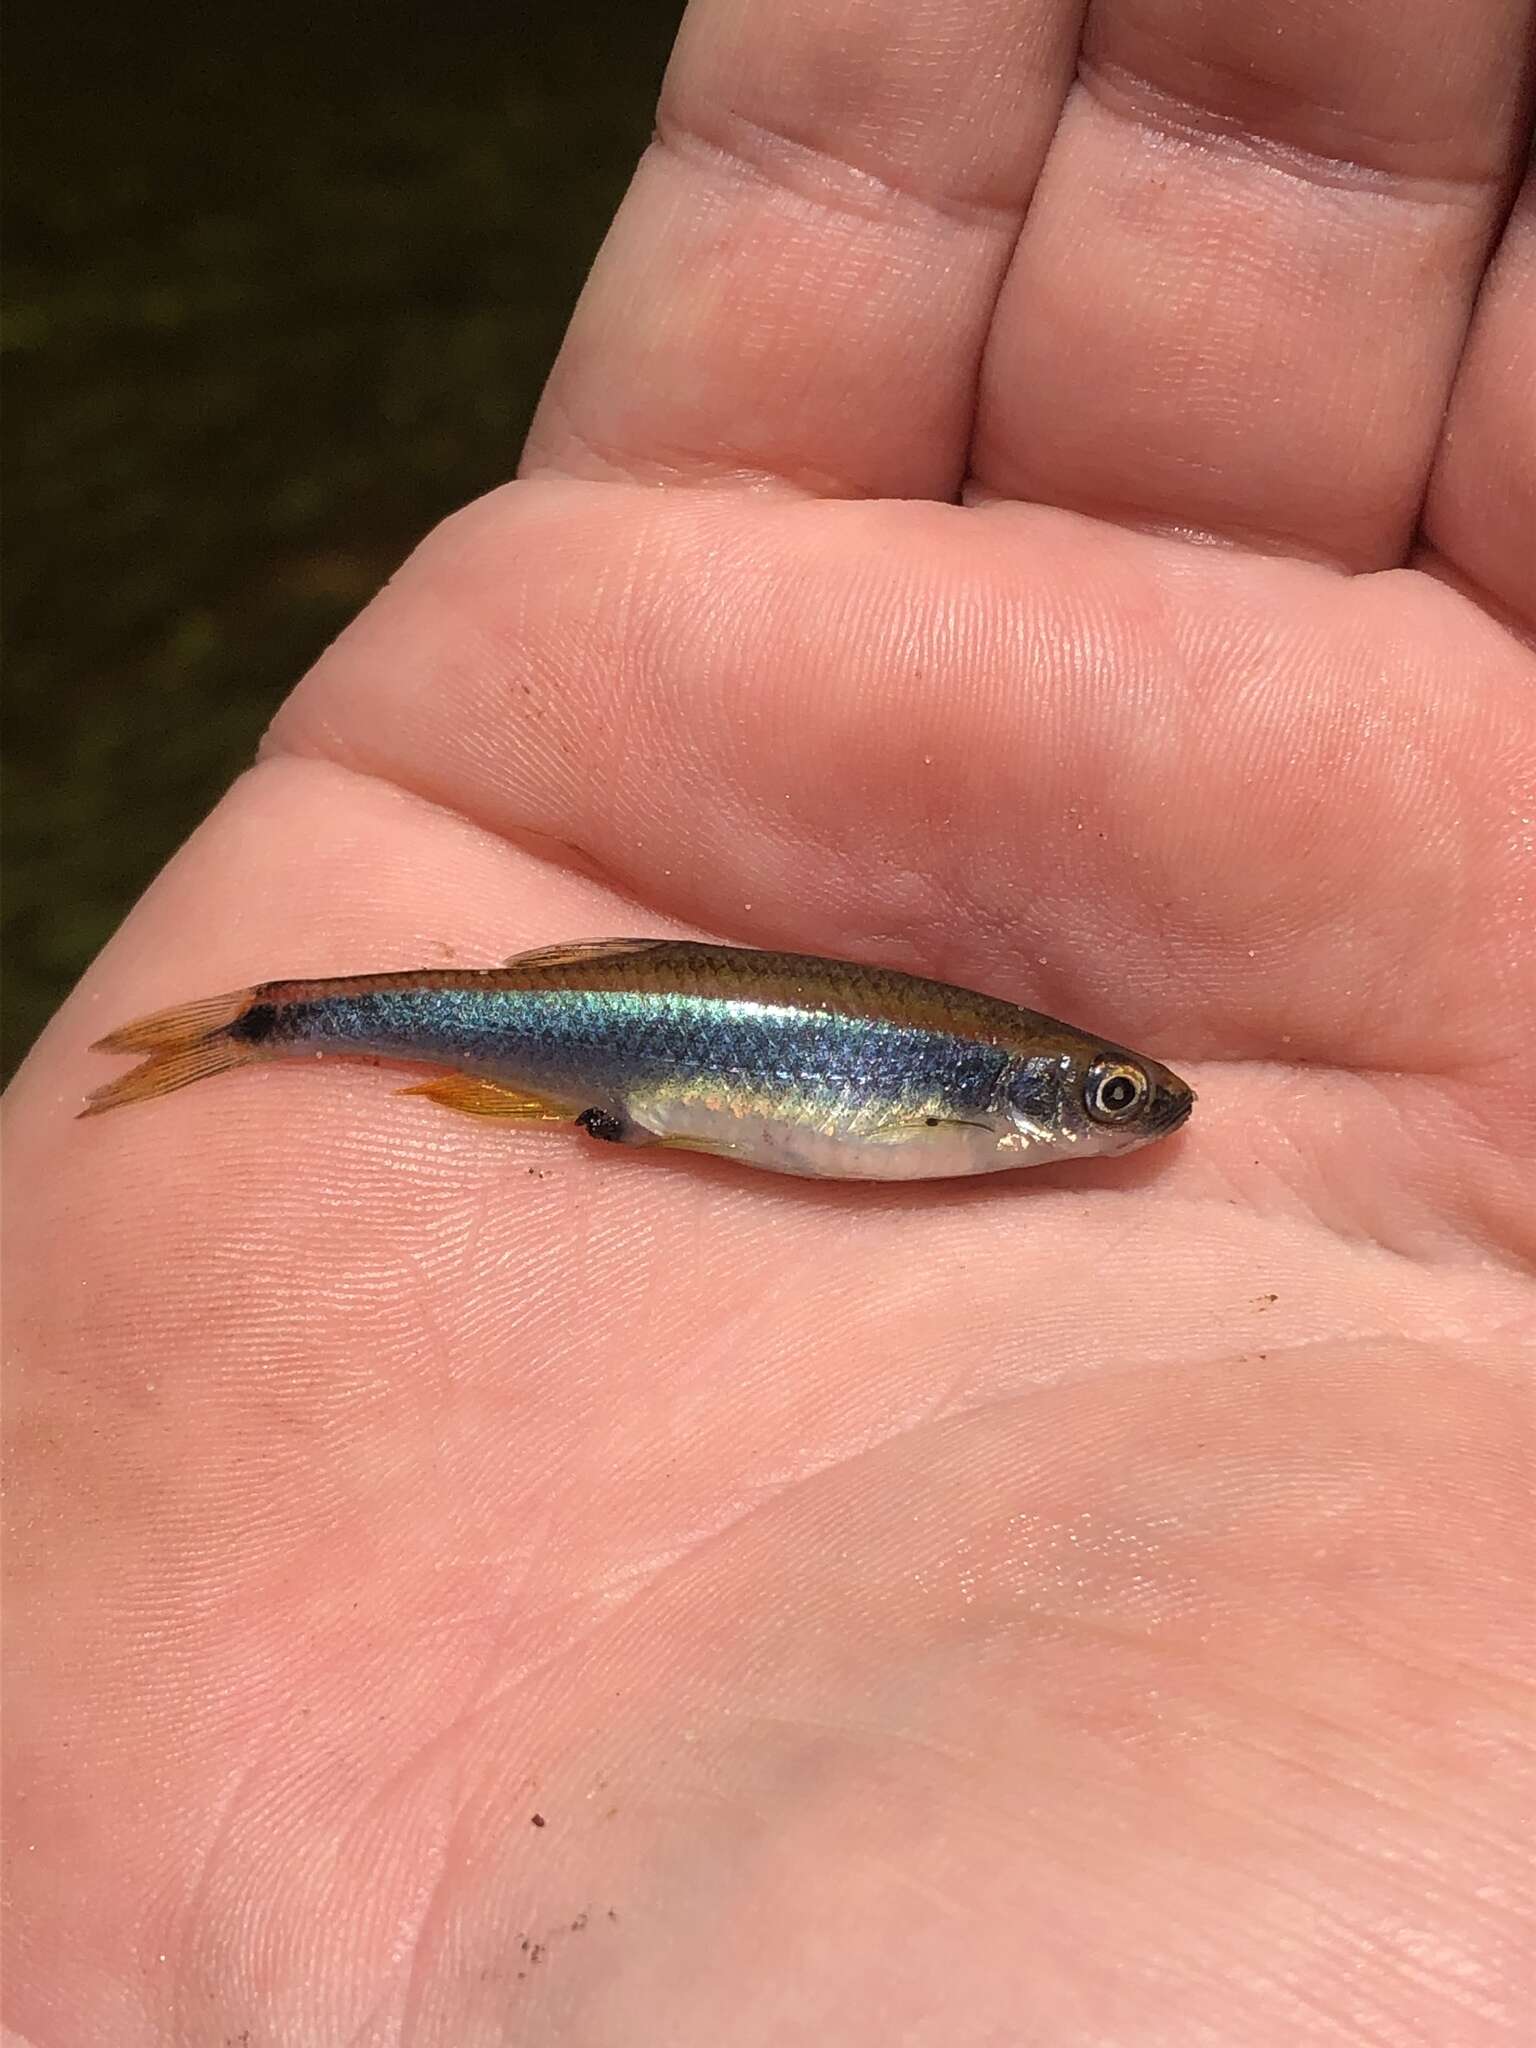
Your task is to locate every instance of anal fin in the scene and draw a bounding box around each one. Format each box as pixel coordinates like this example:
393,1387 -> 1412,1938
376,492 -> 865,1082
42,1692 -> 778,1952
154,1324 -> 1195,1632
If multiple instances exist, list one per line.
399,1075 -> 575,1123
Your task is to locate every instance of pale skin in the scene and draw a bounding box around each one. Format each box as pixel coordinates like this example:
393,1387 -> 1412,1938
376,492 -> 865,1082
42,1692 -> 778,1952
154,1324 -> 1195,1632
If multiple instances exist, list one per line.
4,0 -> 1535,2039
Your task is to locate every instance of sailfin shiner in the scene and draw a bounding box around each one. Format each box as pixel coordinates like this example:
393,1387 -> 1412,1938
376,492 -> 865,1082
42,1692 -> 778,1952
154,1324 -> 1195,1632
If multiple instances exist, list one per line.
83,940 -> 1193,1181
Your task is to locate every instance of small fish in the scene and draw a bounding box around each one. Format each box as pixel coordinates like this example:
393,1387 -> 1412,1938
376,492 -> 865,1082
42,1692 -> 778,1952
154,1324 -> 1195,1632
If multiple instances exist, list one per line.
82,938 -> 1193,1181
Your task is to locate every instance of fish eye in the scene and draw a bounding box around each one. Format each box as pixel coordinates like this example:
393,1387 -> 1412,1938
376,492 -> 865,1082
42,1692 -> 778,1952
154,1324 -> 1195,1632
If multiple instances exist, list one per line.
1084,1060 -> 1149,1123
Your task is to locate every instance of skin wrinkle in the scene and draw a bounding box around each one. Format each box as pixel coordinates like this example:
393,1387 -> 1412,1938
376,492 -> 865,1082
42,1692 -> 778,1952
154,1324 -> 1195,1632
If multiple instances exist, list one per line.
1223,1069 -> 1536,1272
345,1823 -> 463,2048
652,102 -> 1030,237
976,485 -> 1393,568
390,1737 -> 485,2048
344,1594 -> 569,1842
675,1700 -> 1519,2043
389,1318 -> 1523,1752
1078,56 -> 1522,202
178,1612 -> 473,2045
524,419 -> 843,496
1180,1764 -> 1526,1951
342,1893 -> 433,2048
413,1392 -> 1103,1740
1153,1885 -> 1506,2048
1029,1756 -> 1524,2038
167,1737 -> 286,2042
732,1623 -> 1492,1774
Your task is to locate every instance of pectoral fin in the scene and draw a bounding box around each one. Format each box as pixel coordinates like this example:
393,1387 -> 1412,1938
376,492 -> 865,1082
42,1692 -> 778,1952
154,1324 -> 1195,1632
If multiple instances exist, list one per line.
869,1113 -> 993,1141
399,1075 -> 576,1122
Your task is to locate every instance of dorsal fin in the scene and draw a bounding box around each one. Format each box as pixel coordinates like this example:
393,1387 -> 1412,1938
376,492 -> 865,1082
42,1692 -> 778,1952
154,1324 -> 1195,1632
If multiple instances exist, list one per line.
501,937 -> 666,971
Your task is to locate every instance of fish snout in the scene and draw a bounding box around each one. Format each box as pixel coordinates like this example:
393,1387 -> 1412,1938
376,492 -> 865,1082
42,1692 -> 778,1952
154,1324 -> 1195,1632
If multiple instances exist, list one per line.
1149,1075 -> 1195,1136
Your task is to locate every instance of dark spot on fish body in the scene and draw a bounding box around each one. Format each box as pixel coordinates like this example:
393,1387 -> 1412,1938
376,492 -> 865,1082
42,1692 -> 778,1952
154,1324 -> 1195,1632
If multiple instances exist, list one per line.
232,997 -> 323,1046
231,1001 -> 279,1044
576,1107 -> 627,1144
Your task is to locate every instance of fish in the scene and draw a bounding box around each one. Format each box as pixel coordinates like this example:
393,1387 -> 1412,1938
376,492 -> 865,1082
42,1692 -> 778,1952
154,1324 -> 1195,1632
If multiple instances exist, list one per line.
80,938 -> 1193,1181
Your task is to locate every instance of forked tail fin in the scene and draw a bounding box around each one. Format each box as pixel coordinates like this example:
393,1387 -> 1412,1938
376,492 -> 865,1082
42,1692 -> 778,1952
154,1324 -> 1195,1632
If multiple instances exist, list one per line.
80,990 -> 262,1117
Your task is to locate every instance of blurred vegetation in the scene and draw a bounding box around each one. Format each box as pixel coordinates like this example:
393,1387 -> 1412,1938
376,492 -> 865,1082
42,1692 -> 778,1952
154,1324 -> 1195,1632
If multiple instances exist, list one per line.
2,1 -> 683,1078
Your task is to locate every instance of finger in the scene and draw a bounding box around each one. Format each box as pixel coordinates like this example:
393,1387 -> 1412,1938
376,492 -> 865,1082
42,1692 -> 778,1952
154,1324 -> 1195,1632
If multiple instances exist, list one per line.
521,0 -> 1082,500
971,0 -> 1536,568
1422,170 -> 1536,632
273,483 -> 1536,1093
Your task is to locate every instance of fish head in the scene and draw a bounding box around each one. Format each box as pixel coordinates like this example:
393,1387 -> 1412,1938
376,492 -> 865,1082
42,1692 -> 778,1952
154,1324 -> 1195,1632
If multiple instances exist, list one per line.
1001,1040 -> 1194,1162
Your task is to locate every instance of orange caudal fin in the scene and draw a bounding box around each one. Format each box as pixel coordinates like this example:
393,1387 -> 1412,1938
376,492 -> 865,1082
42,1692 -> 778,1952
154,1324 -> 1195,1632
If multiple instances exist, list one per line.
80,990 -> 261,1117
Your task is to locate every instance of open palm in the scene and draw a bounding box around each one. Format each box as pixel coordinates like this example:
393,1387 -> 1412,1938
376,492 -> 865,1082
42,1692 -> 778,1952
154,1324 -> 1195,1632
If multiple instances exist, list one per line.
7,3 -> 1534,2043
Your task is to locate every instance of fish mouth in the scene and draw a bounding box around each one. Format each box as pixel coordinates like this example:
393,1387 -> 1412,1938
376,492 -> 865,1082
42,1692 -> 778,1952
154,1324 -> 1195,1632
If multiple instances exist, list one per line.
1150,1082 -> 1195,1136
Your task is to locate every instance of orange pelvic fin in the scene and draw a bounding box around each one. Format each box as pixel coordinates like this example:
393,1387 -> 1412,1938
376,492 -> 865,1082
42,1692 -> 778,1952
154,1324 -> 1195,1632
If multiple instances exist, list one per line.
398,1075 -> 576,1123
81,990 -> 259,1117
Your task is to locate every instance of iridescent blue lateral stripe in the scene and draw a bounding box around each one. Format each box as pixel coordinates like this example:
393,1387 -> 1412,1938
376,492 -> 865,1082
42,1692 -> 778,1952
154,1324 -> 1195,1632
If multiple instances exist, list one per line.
263,980 -> 1013,1127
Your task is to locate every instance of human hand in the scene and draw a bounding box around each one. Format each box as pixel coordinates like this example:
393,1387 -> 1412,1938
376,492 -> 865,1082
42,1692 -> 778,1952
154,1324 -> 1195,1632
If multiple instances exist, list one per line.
6,1 -> 1533,2041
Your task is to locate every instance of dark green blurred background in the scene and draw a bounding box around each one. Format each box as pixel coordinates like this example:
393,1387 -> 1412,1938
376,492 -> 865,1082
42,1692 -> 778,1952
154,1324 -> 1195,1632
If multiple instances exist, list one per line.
3,1 -> 684,1079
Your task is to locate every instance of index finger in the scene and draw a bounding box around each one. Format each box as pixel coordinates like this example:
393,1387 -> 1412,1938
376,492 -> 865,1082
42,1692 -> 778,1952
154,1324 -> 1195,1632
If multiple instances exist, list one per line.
521,0 -> 1083,500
